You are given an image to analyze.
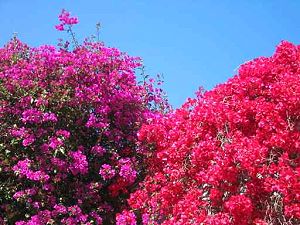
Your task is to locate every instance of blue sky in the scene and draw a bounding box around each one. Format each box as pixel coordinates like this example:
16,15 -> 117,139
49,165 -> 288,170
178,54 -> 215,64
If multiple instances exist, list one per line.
1,1 -> 300,108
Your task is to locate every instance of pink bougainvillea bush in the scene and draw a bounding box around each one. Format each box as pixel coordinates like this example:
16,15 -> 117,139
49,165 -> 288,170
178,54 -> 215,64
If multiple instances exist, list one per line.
0,10 -> 168,224
122,41 -> 300,224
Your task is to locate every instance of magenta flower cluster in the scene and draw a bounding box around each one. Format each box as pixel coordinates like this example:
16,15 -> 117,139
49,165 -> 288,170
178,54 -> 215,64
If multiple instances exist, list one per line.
55,9 -> 79,31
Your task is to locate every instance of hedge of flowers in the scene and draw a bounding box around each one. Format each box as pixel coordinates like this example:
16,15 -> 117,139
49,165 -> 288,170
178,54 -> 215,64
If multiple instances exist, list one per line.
0,10 -> 168,224
122,41 -> 300,224
1,9 -> 300,225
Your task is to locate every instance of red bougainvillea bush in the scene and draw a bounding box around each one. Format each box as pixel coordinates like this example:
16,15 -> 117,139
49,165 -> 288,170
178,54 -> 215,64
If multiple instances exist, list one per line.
0,10 -> 168,224
122,41 -> 300,225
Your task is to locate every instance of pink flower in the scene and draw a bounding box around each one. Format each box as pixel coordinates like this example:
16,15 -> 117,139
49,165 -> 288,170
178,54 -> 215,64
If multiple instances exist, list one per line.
99,164 -> 115,180
142,213 -> 150,224
69,149 -> 88,175
21,109 -> 43,123
13,159 -> 49,182
55,24 -> 64,31
11,127 -> 27,138
22,135 -> 35,146
42,112 -> 58,122
54,204 -> 67,214
13,190 -> 25,200
56,130 -> 70,139
116,210 -> 136,225
118,158 -> 136,183
48,137 -> 63,149
55,9 -> 79,31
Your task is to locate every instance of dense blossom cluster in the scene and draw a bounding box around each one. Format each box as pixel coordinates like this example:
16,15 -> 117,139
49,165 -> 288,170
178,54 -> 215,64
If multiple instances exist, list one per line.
0,11 -> 168,224
122,41 -> 300,224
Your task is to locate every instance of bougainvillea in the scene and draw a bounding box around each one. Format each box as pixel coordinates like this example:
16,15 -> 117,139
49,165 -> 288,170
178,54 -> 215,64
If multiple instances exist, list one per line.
0,10 -> 168,224
123,41 -> 300,224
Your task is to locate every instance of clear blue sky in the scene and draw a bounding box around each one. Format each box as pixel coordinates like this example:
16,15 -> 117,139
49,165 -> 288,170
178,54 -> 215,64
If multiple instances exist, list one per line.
1,1 -> 300,108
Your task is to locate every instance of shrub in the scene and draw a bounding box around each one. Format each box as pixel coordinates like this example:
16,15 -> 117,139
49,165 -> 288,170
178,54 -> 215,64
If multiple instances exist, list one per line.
0,10 -> 168,224
124,41 -> 300,224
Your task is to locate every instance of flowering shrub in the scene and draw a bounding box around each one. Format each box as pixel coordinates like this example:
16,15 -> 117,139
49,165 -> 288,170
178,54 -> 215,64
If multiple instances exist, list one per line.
0,10 -> 168,224
123,41 -> 300,224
